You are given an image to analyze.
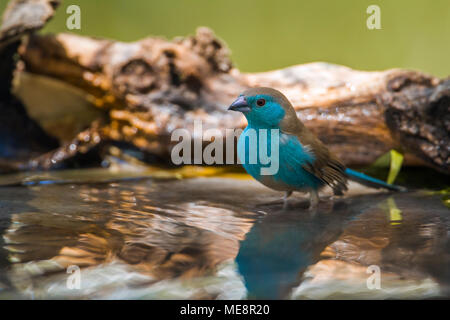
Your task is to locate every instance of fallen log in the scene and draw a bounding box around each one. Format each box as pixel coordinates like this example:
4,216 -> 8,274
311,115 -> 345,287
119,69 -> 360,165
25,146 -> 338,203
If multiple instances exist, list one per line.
0,0 -> 448,173
18,30 -> 449,173
0,0 -> 60,171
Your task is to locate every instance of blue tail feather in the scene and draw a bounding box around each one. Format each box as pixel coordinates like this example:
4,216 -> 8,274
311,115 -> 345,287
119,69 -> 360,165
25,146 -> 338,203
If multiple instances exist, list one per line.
345,168 -> 407,192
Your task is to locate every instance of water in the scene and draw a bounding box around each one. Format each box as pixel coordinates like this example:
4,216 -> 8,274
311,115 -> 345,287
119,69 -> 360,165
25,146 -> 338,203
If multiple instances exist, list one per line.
0,173 -> 448,299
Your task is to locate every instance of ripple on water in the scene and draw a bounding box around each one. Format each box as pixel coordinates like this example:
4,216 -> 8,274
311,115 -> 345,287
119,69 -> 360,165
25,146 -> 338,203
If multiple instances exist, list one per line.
0,177 -> 448,299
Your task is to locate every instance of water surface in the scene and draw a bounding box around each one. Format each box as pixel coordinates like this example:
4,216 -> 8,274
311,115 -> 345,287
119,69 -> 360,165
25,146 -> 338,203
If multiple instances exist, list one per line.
0,174 -> 448,299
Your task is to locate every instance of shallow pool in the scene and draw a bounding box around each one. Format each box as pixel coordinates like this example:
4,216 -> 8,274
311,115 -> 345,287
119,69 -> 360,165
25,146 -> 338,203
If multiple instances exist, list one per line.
0,173 -> 448,299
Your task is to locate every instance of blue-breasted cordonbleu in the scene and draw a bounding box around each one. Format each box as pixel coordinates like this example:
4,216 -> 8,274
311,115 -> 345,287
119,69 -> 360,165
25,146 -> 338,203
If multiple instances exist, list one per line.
228,87 -> 405,209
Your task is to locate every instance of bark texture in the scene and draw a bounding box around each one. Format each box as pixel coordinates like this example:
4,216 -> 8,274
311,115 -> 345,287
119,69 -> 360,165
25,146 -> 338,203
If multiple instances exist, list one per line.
19,31 -> 449,173
0,0 -> 60,172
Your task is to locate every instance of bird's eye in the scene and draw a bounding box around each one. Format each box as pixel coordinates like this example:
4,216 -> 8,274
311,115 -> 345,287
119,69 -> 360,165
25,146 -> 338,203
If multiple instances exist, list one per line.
256,99 -> 266,107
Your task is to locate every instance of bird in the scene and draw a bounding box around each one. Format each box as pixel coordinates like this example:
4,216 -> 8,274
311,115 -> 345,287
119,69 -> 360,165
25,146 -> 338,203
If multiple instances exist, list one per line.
228,87 -> 405,210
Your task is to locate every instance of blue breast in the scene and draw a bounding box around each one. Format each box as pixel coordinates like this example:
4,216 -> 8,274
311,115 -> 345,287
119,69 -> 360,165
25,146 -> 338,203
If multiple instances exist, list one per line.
237,126 -> 324,191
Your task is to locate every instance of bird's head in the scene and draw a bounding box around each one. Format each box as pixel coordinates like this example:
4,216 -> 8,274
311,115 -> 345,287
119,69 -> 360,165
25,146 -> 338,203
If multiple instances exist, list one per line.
228,87 -> 299,129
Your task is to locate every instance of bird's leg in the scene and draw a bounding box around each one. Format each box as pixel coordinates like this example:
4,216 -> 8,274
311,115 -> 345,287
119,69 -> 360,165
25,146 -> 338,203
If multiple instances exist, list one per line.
283,191 -> 293,210
308,189 -> 319,210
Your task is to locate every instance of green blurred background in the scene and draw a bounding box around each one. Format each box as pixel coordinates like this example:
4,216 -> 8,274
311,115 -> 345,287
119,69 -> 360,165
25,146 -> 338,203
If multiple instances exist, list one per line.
1,0 -> 450,76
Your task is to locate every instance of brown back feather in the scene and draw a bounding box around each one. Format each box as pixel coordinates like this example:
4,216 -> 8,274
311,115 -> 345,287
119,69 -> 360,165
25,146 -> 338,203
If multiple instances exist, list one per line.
288,124 -> 348,195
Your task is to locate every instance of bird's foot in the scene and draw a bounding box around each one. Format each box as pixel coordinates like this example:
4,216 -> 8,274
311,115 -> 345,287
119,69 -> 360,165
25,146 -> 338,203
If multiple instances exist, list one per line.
256,191 -> 293,210
282,191 -> 293,210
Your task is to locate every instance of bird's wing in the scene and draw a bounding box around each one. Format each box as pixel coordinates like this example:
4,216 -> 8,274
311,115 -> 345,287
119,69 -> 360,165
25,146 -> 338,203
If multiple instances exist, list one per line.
291,128 -> 348,195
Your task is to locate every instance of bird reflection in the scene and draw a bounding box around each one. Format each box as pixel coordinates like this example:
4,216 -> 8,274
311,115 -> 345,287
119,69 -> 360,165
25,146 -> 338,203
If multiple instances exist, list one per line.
235,192 -> 449,299
236,194 -> 386,299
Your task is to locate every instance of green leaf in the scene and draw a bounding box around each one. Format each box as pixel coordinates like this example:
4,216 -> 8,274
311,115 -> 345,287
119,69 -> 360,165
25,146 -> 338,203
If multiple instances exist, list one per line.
387,150 -> 404,184
372,151 -> 391,168
387,197 -> 403,225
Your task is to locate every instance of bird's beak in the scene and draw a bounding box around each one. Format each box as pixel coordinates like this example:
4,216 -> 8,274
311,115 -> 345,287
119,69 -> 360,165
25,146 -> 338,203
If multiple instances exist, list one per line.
228,96 -> 250,113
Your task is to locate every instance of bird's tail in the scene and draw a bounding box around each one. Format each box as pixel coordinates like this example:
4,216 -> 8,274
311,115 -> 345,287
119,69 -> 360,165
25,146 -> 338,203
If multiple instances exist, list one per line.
345,168 -> 407,192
